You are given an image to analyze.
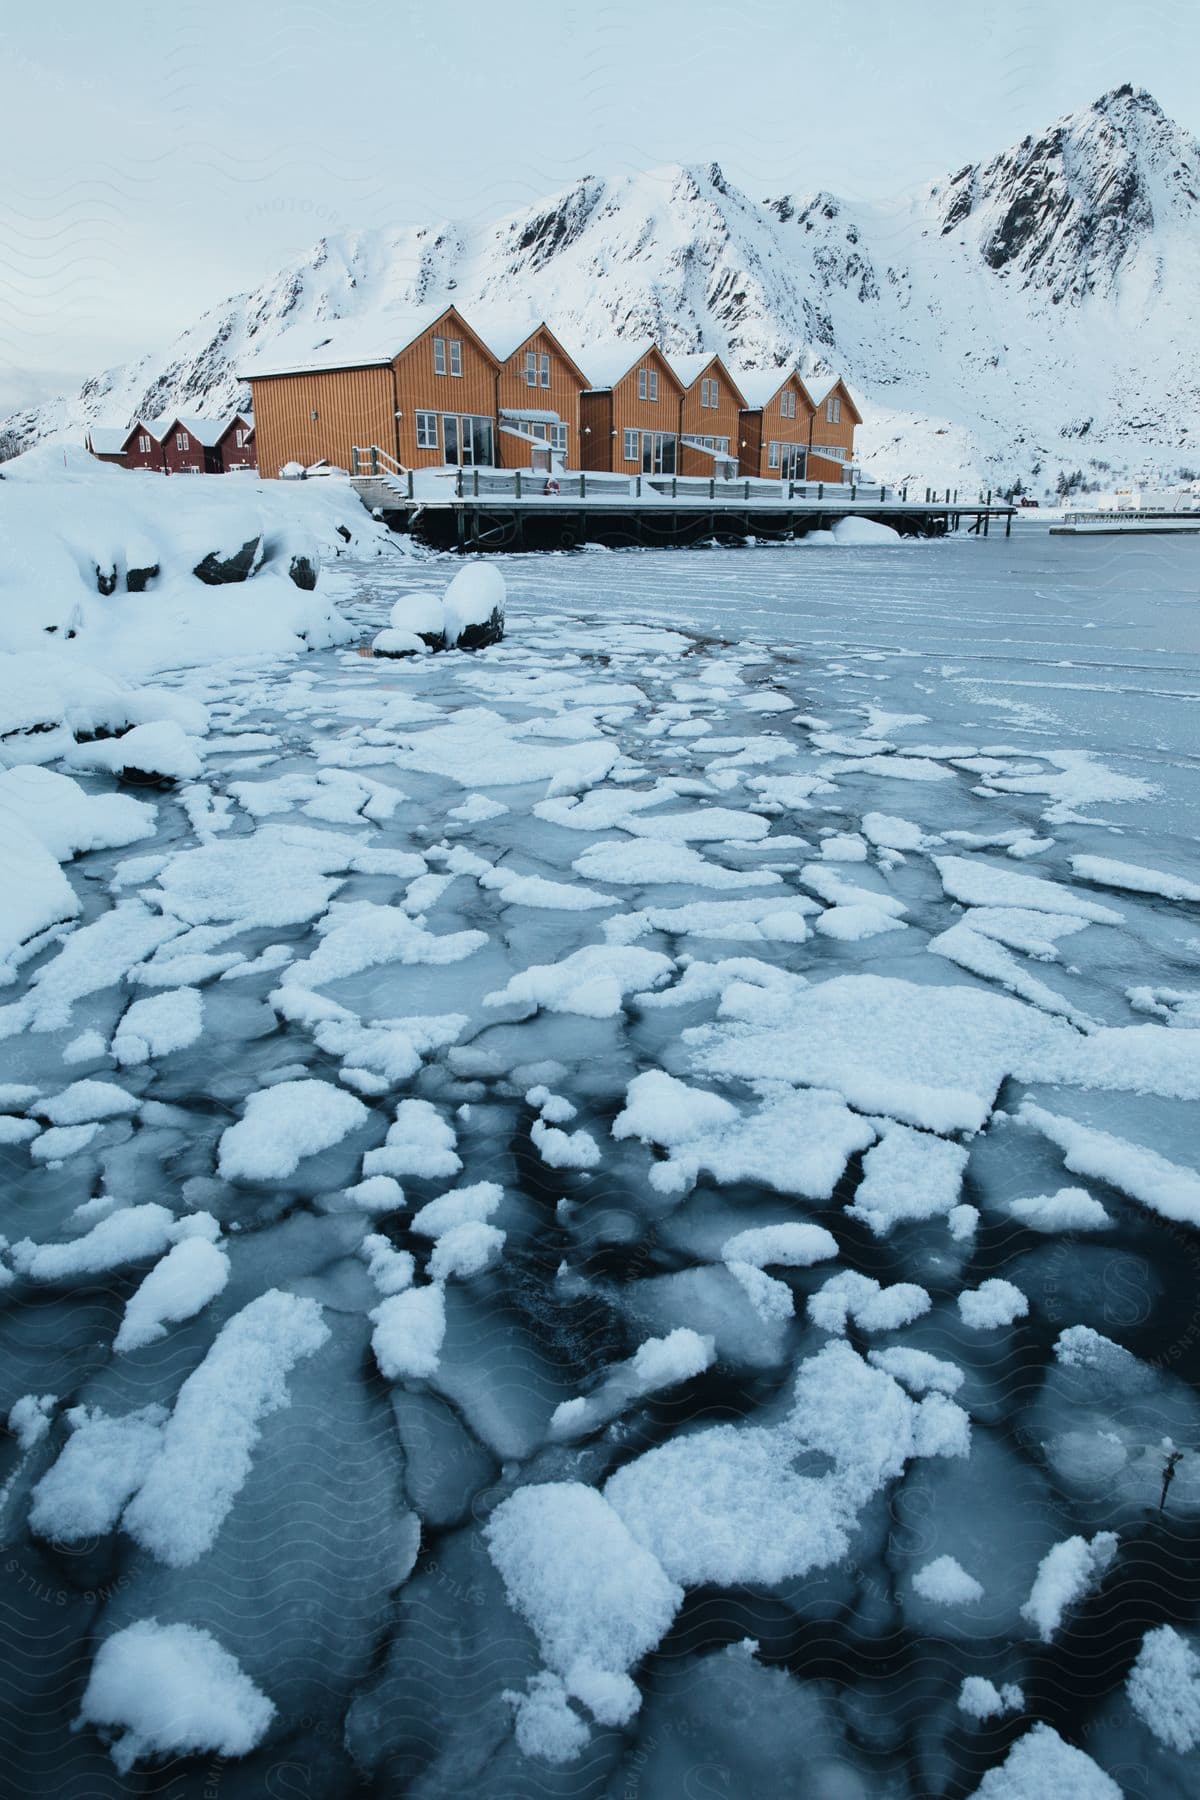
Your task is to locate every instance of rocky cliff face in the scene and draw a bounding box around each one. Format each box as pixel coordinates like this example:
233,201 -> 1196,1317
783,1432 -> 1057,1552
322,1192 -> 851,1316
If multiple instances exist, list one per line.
8,87 -> 1199,489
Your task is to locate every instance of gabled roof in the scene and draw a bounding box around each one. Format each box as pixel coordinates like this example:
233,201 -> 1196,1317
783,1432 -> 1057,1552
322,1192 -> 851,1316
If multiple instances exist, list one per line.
87,427 -> 130,455
476,314 -> 592,388
666,351 -> 747,409
578,337 -> 663,391
238,305 -> 498,379
805,374 -> 862,421
737,368 -> 814,412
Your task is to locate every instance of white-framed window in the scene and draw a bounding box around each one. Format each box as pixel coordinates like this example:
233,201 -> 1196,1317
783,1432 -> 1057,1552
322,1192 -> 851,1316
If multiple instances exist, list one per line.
176,431 -> 189,450
623,428 -> 640,461
525,351 -> 538,387
539,352 -> 550,387
416,411 -> 438,449
549,423 -> 568,452
701,378 -> 719,409
449,338 -> 463,377
638,368 -> 647,400
781,389 -> 796,419
649,368 -> 658,400
137,433 -> 151,453
433,336 -> 447,375
826,394 -> 841,423
768,441 -> 780,469
235,427 -> 249,448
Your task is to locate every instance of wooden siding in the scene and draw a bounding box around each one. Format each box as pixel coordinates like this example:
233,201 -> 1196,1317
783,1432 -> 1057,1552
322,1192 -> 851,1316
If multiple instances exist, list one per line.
250,364 -> 395,478
160,422 -> 206,476
393,308 -> 499,469
496,326 -> 583,469
592,345 -> 684,473
808,380 -> 859,483
121,426 -> 165,473
215,418 -> 257,472
739,374 -> 816,478
677,356 -> 744,478
578,390 -> 613,470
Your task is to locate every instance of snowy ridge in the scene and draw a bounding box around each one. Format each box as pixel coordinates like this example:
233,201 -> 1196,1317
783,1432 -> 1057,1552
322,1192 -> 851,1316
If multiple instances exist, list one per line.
6,86 -> 1200,490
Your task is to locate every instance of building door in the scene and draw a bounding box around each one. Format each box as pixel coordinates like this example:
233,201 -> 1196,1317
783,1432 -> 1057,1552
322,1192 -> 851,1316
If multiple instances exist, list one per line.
641,432 -> 676,476
443,416 -> 495,467
780,444 -> 806,481
443,416 -> 460,464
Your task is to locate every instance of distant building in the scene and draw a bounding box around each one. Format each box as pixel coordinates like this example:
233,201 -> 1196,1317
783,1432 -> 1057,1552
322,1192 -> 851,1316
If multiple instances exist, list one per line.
737,371 -> 816,482
240,305 -> 501,478
805,376 -> 861,482
668,353 -> 746,480
484,319 -> 590,471
86,413 -> 255,474
578,341 -> 686,476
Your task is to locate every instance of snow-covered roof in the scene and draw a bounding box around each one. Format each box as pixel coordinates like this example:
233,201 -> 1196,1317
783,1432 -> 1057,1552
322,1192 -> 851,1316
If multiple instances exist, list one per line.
239,305 -> 464,379
665,351 -> 721,389
737,369 -> 807,411
804,374 -> 839,408
579,337 -> 659,391
499,408 -> 562,424
87,428 -> 129,455
473,313 -> 544,363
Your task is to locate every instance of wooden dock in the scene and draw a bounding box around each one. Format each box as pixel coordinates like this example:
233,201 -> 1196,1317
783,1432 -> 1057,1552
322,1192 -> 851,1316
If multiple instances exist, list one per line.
350,467 -> 1016,552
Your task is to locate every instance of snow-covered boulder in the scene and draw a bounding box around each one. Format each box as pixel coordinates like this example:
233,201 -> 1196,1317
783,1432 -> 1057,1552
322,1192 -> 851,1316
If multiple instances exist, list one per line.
442,563 -> 505,649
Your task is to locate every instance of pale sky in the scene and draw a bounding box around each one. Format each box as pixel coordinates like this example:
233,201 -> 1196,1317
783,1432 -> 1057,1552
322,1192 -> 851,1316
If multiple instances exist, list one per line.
3,0 -> 1197,412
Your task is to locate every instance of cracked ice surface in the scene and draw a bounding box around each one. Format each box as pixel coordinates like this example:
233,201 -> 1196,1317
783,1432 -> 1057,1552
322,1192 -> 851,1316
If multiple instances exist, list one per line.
3,534 -> 1200,1798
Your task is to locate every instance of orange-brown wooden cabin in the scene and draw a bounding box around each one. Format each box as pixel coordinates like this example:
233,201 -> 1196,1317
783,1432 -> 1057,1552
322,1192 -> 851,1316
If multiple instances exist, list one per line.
578,341 -> 685,475
241,304 -> 502,477
482,319 -> 590,470
805,376 -> 862,483
668,353 -> 746,479
736,371 -> 816,482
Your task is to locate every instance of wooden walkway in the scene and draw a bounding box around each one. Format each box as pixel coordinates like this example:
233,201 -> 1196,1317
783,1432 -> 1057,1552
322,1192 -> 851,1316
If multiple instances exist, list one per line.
350,469 -> 1016,553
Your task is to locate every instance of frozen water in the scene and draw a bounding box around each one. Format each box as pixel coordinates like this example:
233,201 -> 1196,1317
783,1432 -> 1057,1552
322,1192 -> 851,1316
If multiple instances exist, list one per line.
5,527 -> 1200,1796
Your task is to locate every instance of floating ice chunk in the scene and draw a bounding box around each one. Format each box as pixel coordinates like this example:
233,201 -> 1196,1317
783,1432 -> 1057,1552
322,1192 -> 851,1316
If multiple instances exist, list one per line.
809,1270 -> 931,1335
1008,1188 -> 1111,1231
868,1347 -> 965,1395
0,1115 -> 38,1145
394,706 -> 616,789
479,864 -> 618,910
123,1289 -> 329,1566
114,1237 -> 230,1353
848,1124 -> 968,1236
620,807 -> 772,843
503,1672 -> 590,1764
23,899 -> 181,1032
342,1175 -> 405,1214
913,1391 -> 971,1459
29,1404 -> 167,1541
912,1556 -> 984,1605
12,1203 -> 177,1283
725,1261 -> 795,1323
550,1329 -> 716,1441
573,837 -> 782,891
933,855 -> 1123,922
76,1619 -> 275,1775
862,812 -> 926,851
815,902 -> 908,941
531,1116 -> 601,1169
820,832 -> 868,861
218,1079 -> 368,1182
630,1327 -> 714,1389
615,1072 -> 874,1200
966,1722 -> 1120,1798
359,1233 -> 414,1295
533,786 -> 675,831
62,1028 -> 108,1063
720,1223 -> 838,1269
958,1280 -> 1029,1329
447,793 -> 509,824
370,1284 -> 446,1380
410,1181 -> 502,1238
605,893 -> 817,945
30,1121 -> 101,1162
485,1481 -> 682,1715
949,1204 -> 979,1241
958,1678 -> 1024,1720
38,1079 -> 138,1126
8,1393 -> 56,1450
978,748 -> 1155,824
1126,983 -> 1200,1026
1018,1102 -> 1200,1227
485,945 -> 673,1019
929,920 -> 1094,1024
283,899 -> 485,989
362,1098 -> 461,1181
826,754 -> 953,782
112,986 -> 204,1065
1126,1624 -> 1200,1753
952,906 -> 1090,961
428,1221 -> 505,1281
1020,1531 -> 1118,1641
1071,854 -> 1200,904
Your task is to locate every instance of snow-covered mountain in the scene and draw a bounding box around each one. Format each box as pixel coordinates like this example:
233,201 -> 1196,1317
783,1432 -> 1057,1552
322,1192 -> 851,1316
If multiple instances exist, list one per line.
8,85 -> 1200,491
